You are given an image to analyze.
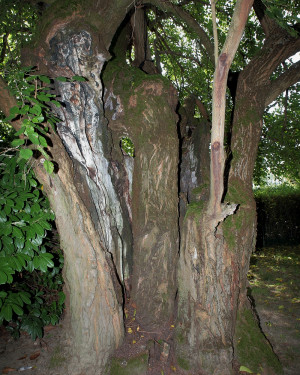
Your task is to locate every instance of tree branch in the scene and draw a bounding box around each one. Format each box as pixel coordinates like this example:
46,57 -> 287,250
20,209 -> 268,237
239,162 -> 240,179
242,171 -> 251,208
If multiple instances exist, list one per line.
210,0 -> 219,67
265,60 -> 300,107
0,33 -> 9,64
209,0 -> 254,216
143,0 -> 215,64
253,0 -> 277,37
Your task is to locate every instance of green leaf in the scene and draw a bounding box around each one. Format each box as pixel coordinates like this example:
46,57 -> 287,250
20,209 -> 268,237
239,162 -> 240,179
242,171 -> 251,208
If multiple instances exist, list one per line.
1,223 -> 12,236
19,292 -> 31,305
0,271 -> 8,284
19,105 -> 30,115
0,211 -> 7,223
12,303 -> 23,316
12,226 -> 23,239
37,93 -> 50,102
15,237 -> 25,250
29,104 -> 42,115
72,75 -> 87,82
32,223 -> 45,237
9,106 -> 20,117
39,75 -> 51,84
11,139 -> 25,147
38,135 -> 48,147
44,160 -> 54,174
20,316 -> 43,340
15,126 -> 26,136
0,304 -> 12,321
40,252 -> 54,268
58,291 -> 66,305
19,148 -> 33,160
29,178 -> 37,187
32,115 -> 45,123
56,76 -> 67,82
51,100 -> 61,107
28,133 -> 39,145
239,366 -> 254,373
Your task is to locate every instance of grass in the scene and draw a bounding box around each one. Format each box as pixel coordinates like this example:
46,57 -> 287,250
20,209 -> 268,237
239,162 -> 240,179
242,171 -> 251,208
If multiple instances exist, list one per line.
247,245 -> 300,372
248,245 -> 300,310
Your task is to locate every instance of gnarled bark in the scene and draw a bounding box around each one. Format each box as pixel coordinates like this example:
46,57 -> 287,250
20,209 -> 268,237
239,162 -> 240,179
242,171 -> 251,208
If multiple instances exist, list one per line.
103,60 -> 179,330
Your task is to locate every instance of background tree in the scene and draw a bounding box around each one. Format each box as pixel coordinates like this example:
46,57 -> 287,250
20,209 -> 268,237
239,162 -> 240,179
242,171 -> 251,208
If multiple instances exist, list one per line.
0,0 -> 299,374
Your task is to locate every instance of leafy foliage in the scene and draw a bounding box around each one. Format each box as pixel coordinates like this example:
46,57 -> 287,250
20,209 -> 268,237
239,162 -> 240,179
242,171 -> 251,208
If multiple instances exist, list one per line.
0,151 -> 64,339
0,0 -> 37,69
121,137 -> 135,157
3,66 -> 62,173
254,84 -> 300,186
146,2 -> 299,186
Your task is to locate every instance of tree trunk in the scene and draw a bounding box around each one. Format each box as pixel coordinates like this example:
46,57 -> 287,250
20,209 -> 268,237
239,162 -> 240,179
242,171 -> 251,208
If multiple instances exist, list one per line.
35,27 -> 133,373
228,83 -> 282,374
103,60 -> 179,330
18,2 -> 136,371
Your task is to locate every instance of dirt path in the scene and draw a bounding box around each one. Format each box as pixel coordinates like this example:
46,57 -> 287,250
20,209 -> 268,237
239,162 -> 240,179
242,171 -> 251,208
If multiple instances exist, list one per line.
1,246 -> 299,375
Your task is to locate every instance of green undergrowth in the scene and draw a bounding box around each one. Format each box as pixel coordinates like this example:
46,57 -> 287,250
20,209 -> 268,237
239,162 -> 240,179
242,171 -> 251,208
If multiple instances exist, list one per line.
0,152 -> 65,340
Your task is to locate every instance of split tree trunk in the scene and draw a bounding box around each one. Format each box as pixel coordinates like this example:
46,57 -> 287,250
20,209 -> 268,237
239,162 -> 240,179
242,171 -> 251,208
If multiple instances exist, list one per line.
103,60 -> 179,330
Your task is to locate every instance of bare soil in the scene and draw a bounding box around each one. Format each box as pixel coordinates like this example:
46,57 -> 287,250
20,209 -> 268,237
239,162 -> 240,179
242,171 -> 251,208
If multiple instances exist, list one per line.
1,245 -> 299,375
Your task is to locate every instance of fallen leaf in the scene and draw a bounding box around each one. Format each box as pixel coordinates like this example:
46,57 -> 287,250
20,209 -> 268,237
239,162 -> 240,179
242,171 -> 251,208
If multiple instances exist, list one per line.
132,340 -> 136,344
239,365 -> 254,373
128,328 -> 133,334
2,367 -> 16,374
18,355 -> 27,360
30,351 -> 40,360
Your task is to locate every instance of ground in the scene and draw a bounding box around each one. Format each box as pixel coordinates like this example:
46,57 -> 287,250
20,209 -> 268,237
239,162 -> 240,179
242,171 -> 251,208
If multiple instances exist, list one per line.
0,245 -> 299,375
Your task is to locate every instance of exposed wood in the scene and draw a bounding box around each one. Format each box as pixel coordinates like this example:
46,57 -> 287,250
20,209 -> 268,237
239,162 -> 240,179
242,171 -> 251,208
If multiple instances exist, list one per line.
208,0 -> 254,219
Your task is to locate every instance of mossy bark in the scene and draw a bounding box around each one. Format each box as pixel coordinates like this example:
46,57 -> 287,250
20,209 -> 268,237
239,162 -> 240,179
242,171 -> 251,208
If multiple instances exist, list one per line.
103,60 -> 179,330
20,2 -> 138,373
